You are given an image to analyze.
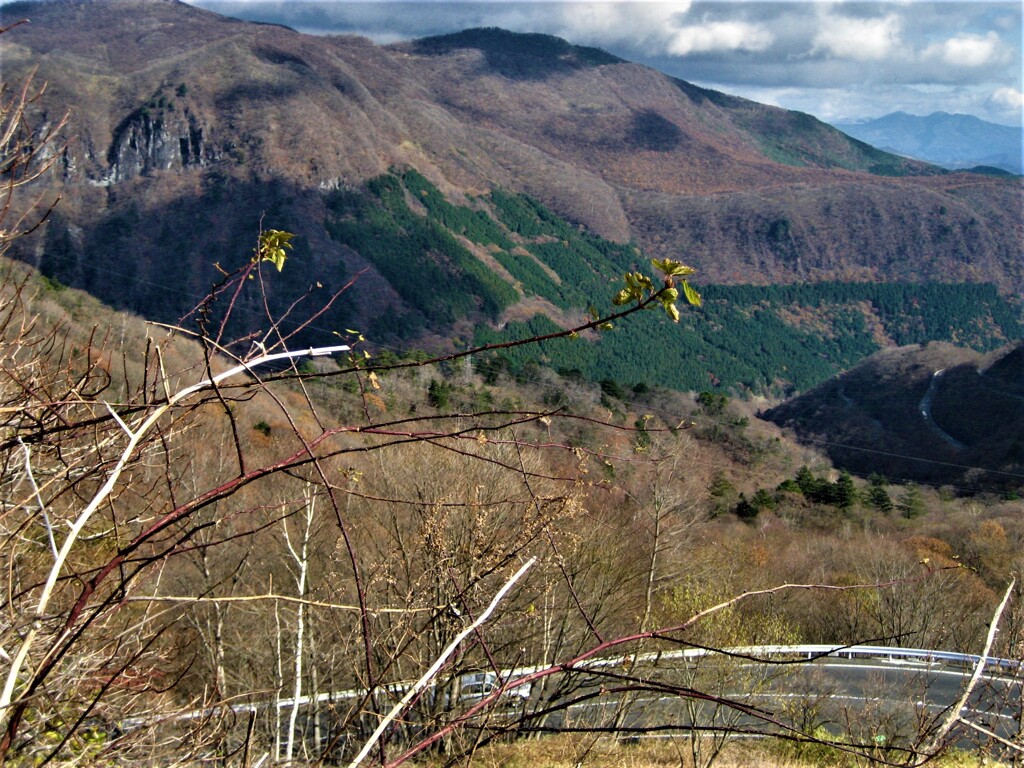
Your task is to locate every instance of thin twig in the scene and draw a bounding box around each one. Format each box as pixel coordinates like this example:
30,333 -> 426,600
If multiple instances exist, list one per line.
0,345 -> 351,724
955,715 -> 1023,754
124,593 -> 441,614
17,437 -> 57,559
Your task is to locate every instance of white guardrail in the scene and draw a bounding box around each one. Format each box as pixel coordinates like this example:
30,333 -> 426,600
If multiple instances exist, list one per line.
501,644 -> 1022,688
616,644 -> 1023,673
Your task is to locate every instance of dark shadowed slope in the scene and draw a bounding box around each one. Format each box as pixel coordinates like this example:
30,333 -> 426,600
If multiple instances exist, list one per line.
762,341 -> 1024,491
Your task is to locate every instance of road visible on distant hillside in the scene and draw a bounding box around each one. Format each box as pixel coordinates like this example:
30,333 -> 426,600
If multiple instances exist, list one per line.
920,370 -> 966,450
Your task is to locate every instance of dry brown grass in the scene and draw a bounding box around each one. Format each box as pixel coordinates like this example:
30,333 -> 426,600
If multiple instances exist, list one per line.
412,735 -> 1006,768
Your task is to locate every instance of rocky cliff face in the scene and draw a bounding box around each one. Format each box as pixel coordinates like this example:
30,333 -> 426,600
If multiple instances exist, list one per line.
58,101 -> 267,192
104,102 -> 214,183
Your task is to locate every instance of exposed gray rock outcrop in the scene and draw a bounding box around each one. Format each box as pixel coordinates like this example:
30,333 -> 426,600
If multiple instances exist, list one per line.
105,102 -> 214,183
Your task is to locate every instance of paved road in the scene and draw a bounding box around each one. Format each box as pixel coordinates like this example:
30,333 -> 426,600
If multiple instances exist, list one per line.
520,653 -> 1021,756
159,647 -> 1022,761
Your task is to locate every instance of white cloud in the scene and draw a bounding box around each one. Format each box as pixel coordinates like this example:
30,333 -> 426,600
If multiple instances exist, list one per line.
924,32 -> 1002,67
553,3 -> 691,52
190,1 -> 1022,125
812,12 -> 903,61
550,4 -> 773,59
990,87 -> 1024,110
666,20 -> 774,56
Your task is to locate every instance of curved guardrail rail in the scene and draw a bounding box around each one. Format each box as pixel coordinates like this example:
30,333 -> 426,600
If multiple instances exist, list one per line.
571,644 -> 1022,678
716,644 -> 1021,673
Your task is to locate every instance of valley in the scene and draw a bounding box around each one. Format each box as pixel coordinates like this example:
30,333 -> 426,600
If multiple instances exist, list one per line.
0,1 -> 1021,765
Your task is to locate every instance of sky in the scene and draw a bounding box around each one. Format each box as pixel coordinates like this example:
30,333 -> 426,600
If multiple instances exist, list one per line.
190,1 -> 1024,127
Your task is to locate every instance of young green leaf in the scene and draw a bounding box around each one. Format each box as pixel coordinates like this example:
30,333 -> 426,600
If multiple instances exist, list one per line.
652,258 -> 696,277
612,289 -> 633,306
681,280 -> 702,307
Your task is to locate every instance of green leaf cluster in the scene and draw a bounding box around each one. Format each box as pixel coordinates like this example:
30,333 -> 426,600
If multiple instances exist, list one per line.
611,259 -> 701,322
254,229 -> 294,271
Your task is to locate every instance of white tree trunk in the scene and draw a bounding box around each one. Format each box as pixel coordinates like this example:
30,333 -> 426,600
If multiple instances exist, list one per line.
283,486 -> 316,763
273,574 -> 283,764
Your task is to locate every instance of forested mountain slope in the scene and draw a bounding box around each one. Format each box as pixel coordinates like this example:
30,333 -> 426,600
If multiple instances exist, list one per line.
0,0 -> 1021,396
322,167 -> 1021,394
2,5 -> 1023,756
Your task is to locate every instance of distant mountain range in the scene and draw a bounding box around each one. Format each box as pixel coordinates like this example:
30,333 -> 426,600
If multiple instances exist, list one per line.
833,112 -> 1023,175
